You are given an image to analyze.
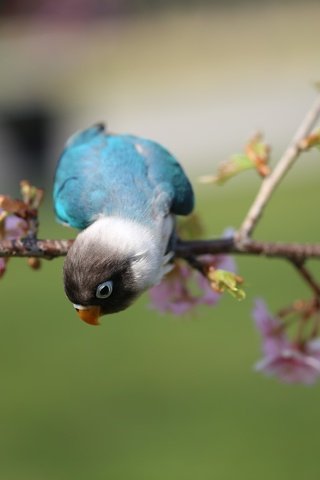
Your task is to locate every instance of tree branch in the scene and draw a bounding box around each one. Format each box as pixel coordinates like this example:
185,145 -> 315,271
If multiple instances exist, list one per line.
176,238 -> 320,262
0,238 -> 73,259
1,236 -> 320,263
237,94 -> 320,244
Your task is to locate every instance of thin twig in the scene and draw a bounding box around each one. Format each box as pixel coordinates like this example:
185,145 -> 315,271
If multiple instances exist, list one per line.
291,260 -> 320,299
237,94 -> 320,244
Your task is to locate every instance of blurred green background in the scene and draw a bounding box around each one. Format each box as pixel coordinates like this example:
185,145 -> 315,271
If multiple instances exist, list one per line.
1,1 -> 320,479
1,179 -> 319,480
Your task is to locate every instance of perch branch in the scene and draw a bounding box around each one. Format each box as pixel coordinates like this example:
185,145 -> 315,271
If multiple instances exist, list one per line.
0,238 -> 73,259
1,236 -> 320,263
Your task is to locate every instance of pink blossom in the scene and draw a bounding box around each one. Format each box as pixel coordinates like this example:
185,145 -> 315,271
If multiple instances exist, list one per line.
253,298 -> 281,337
2,214 -> 28,240
0,210 -> 28,278
149,263 -> 198,315
253,298 -> 288,358
198,253 -> 236,276
149,253 -> 236,315
255,344 -> 320,385
253,299 -> 320,384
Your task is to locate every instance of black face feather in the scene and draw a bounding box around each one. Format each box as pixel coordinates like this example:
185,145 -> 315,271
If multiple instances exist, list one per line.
63,241 -> 140,315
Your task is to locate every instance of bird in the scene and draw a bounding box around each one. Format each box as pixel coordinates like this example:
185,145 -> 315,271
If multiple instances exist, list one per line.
53,123 -> 194,325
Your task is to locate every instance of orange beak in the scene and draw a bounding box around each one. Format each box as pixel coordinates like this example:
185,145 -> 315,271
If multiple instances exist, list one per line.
74,305 -> 101,326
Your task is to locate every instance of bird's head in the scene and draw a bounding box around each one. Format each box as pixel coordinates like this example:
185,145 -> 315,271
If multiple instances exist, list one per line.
63,244 -> 141,325
63,217 -> 160,325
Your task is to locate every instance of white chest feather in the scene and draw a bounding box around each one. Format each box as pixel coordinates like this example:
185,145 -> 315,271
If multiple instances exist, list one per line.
77,215 -> 175,289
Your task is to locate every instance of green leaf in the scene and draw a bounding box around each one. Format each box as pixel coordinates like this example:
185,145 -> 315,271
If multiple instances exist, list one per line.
199,154 -> 255,186
199,134 -> 270,186
208,269 -> 246,300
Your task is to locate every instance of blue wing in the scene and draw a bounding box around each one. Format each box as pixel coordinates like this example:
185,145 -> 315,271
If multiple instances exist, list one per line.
53,124 -> 194,230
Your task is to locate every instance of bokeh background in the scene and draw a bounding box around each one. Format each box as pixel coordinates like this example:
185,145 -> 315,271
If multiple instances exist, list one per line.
1,1 -> 320,479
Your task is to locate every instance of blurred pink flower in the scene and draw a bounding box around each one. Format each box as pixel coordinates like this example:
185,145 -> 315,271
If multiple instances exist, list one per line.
149,253 -> 236,315
253,298 -> 281,337
255,343 -> 320,385
2,214 -> 28,240
0,210 -> 28,278
253,299 -> 320,384
253,298 -> 288,358
149,263 -> 197,315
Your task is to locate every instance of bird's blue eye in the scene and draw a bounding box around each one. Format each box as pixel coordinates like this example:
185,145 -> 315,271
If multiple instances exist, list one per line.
96,280 -> 113,299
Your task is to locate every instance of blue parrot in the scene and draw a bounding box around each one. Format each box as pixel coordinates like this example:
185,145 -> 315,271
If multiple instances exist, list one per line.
53,124 -> 194,325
